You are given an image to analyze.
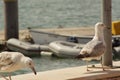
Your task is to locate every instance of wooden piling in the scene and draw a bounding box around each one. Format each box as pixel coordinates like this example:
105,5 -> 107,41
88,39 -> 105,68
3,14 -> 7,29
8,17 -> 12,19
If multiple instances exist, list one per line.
102,0 -> 113,67
4,0 -> 19,40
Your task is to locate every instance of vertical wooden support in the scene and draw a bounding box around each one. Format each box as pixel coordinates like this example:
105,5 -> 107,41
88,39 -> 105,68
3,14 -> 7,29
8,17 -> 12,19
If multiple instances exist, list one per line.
4,0 -> 19,40
102,0 -> 113,67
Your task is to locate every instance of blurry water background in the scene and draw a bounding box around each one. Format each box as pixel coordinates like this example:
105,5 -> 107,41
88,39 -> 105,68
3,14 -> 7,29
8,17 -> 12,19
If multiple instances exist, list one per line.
0,0 -> 120,76
0,0 -> 120,30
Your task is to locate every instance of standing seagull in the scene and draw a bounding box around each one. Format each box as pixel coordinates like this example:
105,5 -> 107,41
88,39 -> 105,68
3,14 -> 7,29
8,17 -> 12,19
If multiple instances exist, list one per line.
0,51 -> 37,80
76,22 -> 106,71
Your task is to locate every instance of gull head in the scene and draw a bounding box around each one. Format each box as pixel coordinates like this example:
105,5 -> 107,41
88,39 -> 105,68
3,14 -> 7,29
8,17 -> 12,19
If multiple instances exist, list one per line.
94,22 -> 106,40
95,22 -> 106,31
24,57 -> 37,75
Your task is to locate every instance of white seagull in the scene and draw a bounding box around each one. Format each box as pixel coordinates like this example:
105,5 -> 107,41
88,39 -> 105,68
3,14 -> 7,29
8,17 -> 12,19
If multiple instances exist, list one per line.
76,22 -> 106,71
0,51 -> 37,80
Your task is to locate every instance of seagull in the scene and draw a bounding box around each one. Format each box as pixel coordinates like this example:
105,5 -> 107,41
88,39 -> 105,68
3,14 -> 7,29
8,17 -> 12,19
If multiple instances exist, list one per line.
76,22 -> 106,71
0,51 -> 37,80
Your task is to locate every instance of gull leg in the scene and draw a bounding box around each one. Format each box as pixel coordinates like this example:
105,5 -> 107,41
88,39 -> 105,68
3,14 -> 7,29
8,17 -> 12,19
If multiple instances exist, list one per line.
8,73 -> 12,80
100,58 -> 105,71
86,61 -> 90,71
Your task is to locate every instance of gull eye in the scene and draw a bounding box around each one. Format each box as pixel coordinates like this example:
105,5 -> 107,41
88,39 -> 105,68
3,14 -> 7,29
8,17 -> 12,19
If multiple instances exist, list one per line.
29,62 -> 32,65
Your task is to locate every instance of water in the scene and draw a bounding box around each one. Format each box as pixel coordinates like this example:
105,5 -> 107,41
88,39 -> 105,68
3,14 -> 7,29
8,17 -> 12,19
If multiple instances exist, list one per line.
0,0 -> 120,76
0,0 -> 120,30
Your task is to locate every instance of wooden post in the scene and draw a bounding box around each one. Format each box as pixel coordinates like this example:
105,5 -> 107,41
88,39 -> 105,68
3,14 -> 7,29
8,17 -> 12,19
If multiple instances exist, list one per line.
102,0 -> 113,67
4,0 -> 19,40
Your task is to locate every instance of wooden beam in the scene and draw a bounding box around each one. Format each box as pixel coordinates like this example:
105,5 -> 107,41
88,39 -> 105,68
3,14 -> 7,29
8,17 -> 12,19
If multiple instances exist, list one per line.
102,0 -> 113,67
4,0 -> 19,40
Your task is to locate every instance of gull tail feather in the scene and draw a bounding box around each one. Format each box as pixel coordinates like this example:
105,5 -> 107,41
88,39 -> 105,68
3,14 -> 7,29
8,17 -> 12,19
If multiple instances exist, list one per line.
75,54 -> 85,58
75,51 -> 90,59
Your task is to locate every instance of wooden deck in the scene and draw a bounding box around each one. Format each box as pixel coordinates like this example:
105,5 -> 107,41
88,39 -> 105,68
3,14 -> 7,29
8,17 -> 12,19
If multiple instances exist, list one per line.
0,61 -> 120,80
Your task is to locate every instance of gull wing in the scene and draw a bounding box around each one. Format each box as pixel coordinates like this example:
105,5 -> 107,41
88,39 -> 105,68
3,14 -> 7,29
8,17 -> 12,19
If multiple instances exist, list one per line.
0,52 -> 23,71
80,40 -> 105,57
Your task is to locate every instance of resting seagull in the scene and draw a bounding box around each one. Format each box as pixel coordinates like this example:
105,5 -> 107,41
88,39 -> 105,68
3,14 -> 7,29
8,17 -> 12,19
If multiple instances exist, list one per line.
76,22 -> 106,71
0,51 -> 37,80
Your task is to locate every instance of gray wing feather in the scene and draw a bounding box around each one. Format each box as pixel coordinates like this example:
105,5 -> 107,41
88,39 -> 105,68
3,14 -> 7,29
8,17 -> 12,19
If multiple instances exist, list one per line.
0,52 -> 23,70
81,40 -> 105,57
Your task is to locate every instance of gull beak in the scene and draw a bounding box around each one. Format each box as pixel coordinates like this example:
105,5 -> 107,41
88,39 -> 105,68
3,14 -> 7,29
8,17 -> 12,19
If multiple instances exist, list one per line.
30,66 -> 37,75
